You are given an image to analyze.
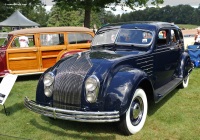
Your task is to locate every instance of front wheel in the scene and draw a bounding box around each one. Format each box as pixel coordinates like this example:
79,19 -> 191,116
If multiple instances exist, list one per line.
179,76 -> 189,88
119,88 -> 148,135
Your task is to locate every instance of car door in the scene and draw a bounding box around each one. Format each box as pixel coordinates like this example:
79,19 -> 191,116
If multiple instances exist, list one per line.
39,33 -> 66,71
6,34 -> 40,74
154,28 -> 182,89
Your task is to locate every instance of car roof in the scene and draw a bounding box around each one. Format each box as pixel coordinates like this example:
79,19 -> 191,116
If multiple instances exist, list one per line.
9,26 -> 93,35
100,21 -> 179,30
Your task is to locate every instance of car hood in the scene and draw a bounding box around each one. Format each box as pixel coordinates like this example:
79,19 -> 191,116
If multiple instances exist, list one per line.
52,49 -> 146,83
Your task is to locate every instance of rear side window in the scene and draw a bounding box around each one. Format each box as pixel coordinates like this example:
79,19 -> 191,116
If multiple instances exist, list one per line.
40,33 -> 64,46
68,33 -> 92,44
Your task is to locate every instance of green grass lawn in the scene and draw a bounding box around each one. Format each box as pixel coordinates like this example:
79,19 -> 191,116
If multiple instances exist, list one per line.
0,70 -> 200,140
176,24 -> 198,29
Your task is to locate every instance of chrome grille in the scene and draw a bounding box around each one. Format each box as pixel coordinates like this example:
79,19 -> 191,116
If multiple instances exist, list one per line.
53,53 -> 92,110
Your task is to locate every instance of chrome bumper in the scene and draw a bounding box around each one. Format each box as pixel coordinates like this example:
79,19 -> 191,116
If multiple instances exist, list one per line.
24,97 -> 120,122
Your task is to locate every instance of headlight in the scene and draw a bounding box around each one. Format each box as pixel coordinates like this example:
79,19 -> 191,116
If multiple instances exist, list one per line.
44,87 -> 53,97
85,75 -> 100,103
43,72 -> 55,86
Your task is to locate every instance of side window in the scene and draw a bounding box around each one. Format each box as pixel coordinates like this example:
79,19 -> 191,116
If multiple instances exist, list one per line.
171,29 -> 178,44
68,34 -> 76,44
77,33 -> 92,43
157,30 -> 169,46
68,33 -> 92,44
178,29 -> 183,40
11,35 -> 35,48
40,33 -> 64,46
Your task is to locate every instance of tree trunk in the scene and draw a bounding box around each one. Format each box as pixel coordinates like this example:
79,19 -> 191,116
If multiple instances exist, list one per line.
84,7 -> 91,28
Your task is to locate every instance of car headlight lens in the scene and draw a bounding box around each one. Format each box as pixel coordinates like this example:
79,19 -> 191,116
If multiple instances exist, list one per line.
85,76 -> 98,91
85,75 -> 100,103
44,87 -> 53,97
43,72 -> 55,87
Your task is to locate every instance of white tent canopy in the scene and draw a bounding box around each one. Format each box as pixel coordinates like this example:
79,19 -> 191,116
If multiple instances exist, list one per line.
0,10 -> 40,27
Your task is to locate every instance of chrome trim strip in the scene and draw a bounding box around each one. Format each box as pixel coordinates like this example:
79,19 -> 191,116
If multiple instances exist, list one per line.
24,97 -> 120,123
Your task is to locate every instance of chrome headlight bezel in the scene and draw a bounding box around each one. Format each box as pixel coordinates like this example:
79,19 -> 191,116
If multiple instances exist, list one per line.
85,75 -> 100,103
43,72 -> 55,87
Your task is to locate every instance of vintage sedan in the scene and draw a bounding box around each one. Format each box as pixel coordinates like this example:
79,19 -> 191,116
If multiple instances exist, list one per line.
24,22 -> 193,135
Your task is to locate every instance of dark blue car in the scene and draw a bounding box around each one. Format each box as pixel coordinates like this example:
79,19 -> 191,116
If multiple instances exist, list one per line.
24,22 -> 193,135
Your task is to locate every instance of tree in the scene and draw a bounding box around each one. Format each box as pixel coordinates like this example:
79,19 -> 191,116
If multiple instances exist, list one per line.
0,0 -> 42,22
25,5 -> 49,27
47,5 -> 84,27
53,0 -> 164,28
47,5 -> 102,27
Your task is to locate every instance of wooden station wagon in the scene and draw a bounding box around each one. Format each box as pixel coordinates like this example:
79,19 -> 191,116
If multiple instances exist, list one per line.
0,27 -> 94,77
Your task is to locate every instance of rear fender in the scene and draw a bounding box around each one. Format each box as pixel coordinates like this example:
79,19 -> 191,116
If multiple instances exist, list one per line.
178,52 -> 193,78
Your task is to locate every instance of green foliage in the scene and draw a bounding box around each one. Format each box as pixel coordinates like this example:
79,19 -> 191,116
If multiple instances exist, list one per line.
0,0 -> 49,27
0,0 -> 41,22
47,5 -> 84,27
177,24 -> 199,29
47,5 -> 102,28
53,0 -> 164,28
106,4 -> 200,25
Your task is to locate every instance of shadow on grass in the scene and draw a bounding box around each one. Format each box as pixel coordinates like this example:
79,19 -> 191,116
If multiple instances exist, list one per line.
30,118 -> 118,139
0,102 -> 24,116
148,88 -> 179,116
16,74 -> 41,81
0,74 -> 41,83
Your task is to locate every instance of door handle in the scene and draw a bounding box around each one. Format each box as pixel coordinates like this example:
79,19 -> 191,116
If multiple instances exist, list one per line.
33,50 -> 38,52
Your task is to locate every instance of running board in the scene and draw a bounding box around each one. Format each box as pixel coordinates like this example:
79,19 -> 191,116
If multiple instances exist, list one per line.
154,78 -> 182,103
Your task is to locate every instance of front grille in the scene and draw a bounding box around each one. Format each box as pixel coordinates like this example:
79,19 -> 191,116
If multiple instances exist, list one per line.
53,53 -> 92,110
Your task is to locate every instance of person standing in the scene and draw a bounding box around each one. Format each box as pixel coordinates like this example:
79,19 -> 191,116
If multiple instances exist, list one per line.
194,27 -> 200,45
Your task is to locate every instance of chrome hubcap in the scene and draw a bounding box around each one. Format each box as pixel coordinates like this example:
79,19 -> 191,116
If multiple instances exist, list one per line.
130,96 -> 144,126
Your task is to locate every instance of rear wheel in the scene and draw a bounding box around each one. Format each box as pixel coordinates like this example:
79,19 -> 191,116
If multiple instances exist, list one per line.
119,88 -> 148,135
179,76 -> 189,88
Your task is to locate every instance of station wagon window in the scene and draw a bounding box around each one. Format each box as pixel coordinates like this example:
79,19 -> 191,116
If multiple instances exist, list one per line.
40,33 -> 64,46
11,35 -> 35,48
68,33 -> 93,44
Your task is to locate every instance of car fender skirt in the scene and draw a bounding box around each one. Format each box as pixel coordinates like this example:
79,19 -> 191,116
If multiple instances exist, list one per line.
24,97 -> 120,123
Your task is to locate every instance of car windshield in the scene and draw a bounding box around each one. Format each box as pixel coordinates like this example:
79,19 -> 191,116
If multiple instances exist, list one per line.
92,28 -> 153,48
92,29 -> 119,46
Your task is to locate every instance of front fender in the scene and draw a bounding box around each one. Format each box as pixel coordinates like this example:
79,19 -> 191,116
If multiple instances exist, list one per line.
104,68 -> 148,115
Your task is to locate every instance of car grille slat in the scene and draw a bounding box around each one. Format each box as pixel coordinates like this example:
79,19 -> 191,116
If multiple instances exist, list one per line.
53,53 -> 92,110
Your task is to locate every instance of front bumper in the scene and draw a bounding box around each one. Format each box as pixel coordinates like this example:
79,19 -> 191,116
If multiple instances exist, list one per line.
24,97 -> 120,122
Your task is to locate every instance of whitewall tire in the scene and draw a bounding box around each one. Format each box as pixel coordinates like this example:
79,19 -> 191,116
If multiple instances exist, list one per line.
119,88 -> 148,135
180,76 -> 189,88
